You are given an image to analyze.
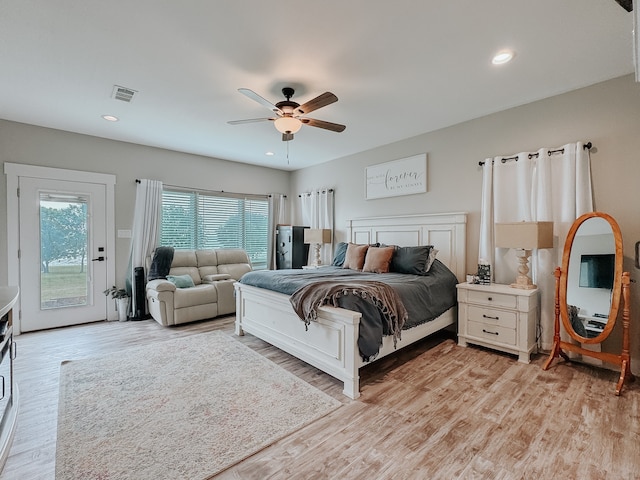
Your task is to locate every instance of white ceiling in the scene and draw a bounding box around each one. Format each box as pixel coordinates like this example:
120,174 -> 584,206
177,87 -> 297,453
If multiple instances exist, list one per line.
0,1 -> 634,171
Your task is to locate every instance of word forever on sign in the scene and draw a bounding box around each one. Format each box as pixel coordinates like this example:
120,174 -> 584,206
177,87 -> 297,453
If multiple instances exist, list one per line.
365,153 -> 427,199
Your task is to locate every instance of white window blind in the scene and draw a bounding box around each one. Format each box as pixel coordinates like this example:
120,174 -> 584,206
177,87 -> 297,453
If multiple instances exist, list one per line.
160,189 -> 268,269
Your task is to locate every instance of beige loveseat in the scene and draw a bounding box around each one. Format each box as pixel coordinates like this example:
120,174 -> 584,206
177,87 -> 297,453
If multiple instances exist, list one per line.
146,249 -> 252,326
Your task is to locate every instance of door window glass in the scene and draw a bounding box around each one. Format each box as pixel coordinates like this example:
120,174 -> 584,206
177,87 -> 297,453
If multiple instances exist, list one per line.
39,193 -> 89,309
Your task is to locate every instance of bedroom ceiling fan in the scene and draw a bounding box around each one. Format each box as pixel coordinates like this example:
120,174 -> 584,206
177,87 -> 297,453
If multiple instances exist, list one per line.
228,87 -> 346,141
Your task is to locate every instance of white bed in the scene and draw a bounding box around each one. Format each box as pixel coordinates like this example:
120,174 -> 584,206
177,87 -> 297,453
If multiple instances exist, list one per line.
234,212 -> 467,399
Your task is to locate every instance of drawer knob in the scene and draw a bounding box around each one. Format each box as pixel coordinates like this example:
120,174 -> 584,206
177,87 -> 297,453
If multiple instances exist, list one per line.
487,297 -> 493,301
483,314 -> 499,320
482,329 -> 499,336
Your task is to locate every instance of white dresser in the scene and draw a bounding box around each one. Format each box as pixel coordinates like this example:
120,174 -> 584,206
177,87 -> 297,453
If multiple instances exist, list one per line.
456,282 -> 538,363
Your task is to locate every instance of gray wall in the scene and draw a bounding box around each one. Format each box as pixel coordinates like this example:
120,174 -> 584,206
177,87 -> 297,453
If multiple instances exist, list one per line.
0,122 -> 291,287
2,74 -> 639,372
291,74 -> 640,371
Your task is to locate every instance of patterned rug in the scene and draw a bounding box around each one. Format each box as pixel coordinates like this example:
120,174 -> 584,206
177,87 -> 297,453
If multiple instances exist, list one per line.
55,331 -> 341,480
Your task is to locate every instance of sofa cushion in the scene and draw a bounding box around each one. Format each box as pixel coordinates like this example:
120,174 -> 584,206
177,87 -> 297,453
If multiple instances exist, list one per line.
174,284 -> 218,308
216,249 -> 250,265
166,274 -> 195,288
169,266 -> 202,285
196,249 -> 222,279
215,249 -> 252,280
218,263 -> 252,280
199,265 -> 220,278
196,250 -> 218,267
168,250 -> 202,284
171,250 -> 198,268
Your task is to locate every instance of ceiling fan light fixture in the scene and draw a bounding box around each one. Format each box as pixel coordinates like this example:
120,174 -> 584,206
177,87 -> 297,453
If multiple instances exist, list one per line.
274,116 -> 302,134
492,50 -> 515,65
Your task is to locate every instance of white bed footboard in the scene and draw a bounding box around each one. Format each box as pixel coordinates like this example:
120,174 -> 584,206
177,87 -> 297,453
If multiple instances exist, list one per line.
235,283 -> 363,398
235,212 -> 467,399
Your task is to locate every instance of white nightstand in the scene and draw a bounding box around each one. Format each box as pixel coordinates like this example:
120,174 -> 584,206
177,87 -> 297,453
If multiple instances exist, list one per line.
456,282 -> 539,363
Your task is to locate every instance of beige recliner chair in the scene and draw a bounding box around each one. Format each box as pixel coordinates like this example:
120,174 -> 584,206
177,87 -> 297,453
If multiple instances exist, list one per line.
146,249 -> 252,326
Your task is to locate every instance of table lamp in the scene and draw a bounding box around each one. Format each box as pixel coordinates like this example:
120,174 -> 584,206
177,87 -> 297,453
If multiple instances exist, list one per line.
303,228 -> 332,267
495,221 -> 554,289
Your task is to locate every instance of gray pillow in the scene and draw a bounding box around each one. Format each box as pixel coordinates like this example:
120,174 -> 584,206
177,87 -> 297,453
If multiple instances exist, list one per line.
166,274 -> 195,288
390,246 -> 434,275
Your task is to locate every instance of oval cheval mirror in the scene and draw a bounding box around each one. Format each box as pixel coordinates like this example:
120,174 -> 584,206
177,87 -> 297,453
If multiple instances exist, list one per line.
543,212 -> 634,395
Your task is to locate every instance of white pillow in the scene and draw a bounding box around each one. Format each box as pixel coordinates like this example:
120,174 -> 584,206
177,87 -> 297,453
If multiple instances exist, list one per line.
425,248 -> 439,272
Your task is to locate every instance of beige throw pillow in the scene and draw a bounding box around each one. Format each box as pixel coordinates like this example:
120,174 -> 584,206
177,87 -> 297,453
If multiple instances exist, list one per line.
363,246 -> 396,273
342,243 -> 369,271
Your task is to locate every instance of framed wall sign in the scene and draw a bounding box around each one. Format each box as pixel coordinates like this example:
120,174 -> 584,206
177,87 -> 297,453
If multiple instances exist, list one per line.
365,153 -> 427,200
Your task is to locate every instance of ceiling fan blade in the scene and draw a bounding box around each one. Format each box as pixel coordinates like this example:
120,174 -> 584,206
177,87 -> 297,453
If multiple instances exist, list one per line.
238,88 -> 283,115
227,117 -> 275,125
282,132 -> 294,142
300,117 -> 346,132
294,92 -> 338,116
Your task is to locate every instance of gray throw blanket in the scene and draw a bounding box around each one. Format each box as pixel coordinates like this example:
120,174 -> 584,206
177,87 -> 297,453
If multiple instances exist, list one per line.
148,246 -> 174,280
289,280 -> 408,347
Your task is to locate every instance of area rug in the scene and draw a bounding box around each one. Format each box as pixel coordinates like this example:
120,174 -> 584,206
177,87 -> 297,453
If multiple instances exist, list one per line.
55,331 -> 342,480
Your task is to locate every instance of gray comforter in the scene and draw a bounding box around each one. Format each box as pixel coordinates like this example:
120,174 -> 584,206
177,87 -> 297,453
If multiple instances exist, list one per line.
238,259 -> 458,361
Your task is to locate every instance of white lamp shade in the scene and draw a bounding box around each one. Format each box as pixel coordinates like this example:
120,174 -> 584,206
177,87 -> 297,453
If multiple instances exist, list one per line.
303,228 -> 331,244
495,221 -> 554,250
274,116 -> 302,134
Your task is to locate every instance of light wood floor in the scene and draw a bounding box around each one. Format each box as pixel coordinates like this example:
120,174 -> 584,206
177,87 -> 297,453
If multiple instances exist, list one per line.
1,317 -> 640,480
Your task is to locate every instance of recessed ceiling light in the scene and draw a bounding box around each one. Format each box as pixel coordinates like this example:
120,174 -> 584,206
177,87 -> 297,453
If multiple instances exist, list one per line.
102,114 -> 119,122
492,50 -> 515,65
265,151 -> 275,156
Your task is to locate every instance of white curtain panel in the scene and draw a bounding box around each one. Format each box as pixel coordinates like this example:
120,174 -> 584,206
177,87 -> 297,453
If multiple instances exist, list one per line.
300,188 -> 334,265
128,179 -> 163,315
267,193 -> 287,270
479,142 -> 593,349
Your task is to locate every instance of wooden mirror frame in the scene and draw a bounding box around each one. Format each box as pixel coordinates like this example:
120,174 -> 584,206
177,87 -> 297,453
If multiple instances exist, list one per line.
561,213 -> 622,344
543,212 -> 633,395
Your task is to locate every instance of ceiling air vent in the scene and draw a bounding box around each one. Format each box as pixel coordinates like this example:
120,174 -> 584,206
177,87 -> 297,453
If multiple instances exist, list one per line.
111,85 -> 138,103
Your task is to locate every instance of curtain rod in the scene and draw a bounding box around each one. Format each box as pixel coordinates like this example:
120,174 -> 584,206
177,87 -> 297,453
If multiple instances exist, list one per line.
478,142 -> 592,166
298,188 -> 334,198
134,179 -> 285,198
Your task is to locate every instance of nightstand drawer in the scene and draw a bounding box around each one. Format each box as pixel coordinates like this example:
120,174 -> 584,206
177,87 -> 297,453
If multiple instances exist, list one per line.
468,306 -> 517,329
468,321 -> 516,345
467,290 -> 517,309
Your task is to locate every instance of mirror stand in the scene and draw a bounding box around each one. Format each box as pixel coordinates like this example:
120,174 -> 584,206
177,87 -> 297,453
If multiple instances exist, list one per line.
543,268 -> 634,395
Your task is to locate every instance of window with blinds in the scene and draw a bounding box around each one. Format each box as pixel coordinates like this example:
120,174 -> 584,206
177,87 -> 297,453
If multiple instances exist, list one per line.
160,189 -> 269,269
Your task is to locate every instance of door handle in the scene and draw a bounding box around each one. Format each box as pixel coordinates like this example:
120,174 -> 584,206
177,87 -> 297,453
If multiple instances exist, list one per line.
91,256 -> 105,262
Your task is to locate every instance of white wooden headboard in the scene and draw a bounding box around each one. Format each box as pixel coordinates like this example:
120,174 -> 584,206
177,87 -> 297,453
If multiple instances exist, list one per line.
347,212 -> 467,282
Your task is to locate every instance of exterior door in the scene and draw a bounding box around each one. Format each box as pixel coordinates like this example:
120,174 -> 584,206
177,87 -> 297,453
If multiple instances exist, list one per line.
18,177 -> 109,331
